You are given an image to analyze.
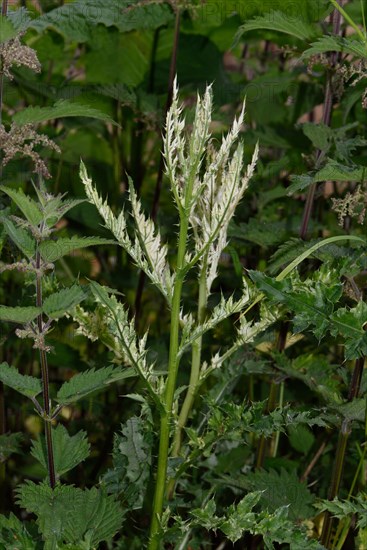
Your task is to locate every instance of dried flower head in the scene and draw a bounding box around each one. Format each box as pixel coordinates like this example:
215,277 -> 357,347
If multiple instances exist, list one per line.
331,184 -> 367,226
0,34 -> 41,80
0,122 -> 60,178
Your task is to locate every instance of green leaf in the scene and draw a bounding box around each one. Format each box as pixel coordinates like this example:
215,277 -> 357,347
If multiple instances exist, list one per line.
0,306 -> 41,323
0,512 -> 36,549
0,15 -> 17,43
245,469 -> 315,520
235,10 -> 318,43
103,415 -> 153,509
31,425 -> 90,478
1,217 -> 36,258
16,481 -> 123,547
330,301 -> 367,359
27,0 -> 174,42
220,492 -> 262,542
13,99 -> 117,126
39,236 -> 115,262
301,122 -> 333,151
303,35 -> 367,59
250,269 -> 340,339
43,285 -> 87,319
0,363 -> 42,398
0,432 -> 23,462
56,366 -> 131,405
288,425 -> 315,454
0,186 -> 43,226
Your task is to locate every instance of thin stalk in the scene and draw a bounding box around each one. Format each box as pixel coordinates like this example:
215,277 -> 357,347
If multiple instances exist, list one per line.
35,245 -> 56,489
333,394 -> 367,550
256,321 -> 288,469
271,381 -> 284,458
255,381 -> 278,469
329,0 -> 366,41
167,258 -> 208,497
148,191 -> 193,548
300,0 -> 346,239
321,356 -> 365,548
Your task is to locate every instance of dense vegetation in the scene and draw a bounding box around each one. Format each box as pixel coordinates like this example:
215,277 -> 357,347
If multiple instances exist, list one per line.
0,1 -> 367,548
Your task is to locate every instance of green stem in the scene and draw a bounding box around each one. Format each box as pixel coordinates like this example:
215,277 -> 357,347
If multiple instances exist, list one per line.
167,259 -> 208,497
148,203 -> 192,549
329,0 -> 366,42
321,356 -> 365,548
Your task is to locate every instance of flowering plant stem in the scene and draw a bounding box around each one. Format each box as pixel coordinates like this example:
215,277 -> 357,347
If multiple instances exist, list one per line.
148,178 -> 195,549
35,244 -> 56,488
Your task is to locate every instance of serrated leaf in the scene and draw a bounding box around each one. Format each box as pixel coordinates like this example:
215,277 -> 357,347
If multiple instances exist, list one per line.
303,35 -> 367,59
0,186 -> 43,226
301,122 -> 333,151
43,285 -> 87,319
0,512 -> 36,549
31,425 -> 90,478
0,15 -> 17,43
56,366 -> 131,405
103,415 -> 152,509
39,236 -> 114,262
220,492 -> 262,542
330,301 -> 367,359
13,99 -> 117,126
1,216 -> 36,258
235,10 -> 318,43
27,0 -> 173,42
0,306 -> 41,323
0,432 -> 23,462
246,469 -> 315,520
0,363 -> 42,398
16,481 -> 123,547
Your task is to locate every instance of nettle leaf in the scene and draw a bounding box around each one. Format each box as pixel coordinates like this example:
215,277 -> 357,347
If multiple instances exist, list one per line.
301,122 -> 333,151
0,512 -> 36,549
0,363 -> 42,398
56,366 -> 130,405
103,415 -> 153,509
288,161 -> 365,194
0,15 -> 17,43
27,0 -> 173,42
330,301 -> 367,359
246,469 -> 315,520
0,186 -> 43,226
249,270 -> 341,340
316,496 -> 367,530
235,10 -> 318,42
303,35 -> 367,59
39,236 -> 115,262
0,306 -> 41,323
16,481 -> 123,547
1,216 -> 36,258
31,425 -> 90,478
0,432 -> 23,462
43,285 -> 87,319
13,100 -> 117,126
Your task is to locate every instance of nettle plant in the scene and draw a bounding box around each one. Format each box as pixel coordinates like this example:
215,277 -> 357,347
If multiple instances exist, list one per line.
76,83 -> 352,549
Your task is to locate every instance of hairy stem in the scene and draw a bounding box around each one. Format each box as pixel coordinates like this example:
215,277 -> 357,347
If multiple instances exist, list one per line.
35,246 -> 56,489
300,0 -> 346,239
148,193 -> 193,548
167,258 -> 208,497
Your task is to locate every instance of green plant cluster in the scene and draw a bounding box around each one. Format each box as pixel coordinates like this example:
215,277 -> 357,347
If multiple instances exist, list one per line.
0,1 -> 367,549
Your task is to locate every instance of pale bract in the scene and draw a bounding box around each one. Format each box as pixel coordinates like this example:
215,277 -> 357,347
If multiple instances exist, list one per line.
164,80 -> 259,293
